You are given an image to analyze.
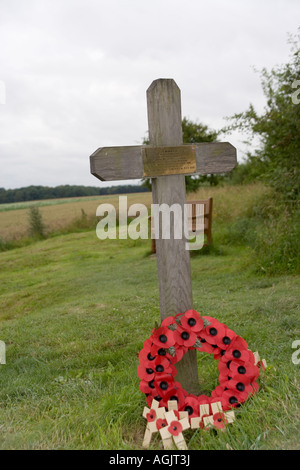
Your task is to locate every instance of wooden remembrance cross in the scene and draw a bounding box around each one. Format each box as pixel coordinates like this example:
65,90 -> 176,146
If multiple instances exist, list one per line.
90,79 -> 237,392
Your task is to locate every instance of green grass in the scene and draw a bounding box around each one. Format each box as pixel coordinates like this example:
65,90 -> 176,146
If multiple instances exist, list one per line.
0,229 -> 299,449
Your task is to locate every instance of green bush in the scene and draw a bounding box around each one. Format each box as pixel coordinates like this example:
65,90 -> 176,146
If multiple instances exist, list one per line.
28,206 -> 45,239
252,207 -> 300,275
219,191 -> 300,275
224,30 -> 300,201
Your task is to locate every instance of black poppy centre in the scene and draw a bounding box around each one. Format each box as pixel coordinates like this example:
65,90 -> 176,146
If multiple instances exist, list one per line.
233,350 -> 241,358
159,334 -> 168,344
185,406 -> 194,416
223,336 -> 231,345
160,381 -> 169,391
181,331 -> 190,340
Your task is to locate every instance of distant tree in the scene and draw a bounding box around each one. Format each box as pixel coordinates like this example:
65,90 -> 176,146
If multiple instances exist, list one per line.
141,117 -> 220,192
182,117 -> 220,190
224,29 -> 300,200
0,184 -> 149,204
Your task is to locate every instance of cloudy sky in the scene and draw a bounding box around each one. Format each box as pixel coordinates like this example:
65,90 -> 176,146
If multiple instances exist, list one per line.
0,0 -> 299,190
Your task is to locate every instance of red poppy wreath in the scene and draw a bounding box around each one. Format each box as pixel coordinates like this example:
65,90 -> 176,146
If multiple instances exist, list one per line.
138,310 -> 260,418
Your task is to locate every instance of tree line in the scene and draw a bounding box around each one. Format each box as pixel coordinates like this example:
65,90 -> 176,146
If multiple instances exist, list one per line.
0,184 -> 149,204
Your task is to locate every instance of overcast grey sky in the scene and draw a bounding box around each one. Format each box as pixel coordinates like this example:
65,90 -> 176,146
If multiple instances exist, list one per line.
0,0 -> 299,189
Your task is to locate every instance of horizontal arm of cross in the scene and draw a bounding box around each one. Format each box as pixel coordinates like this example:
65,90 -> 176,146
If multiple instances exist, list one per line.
90,142 -> 236,181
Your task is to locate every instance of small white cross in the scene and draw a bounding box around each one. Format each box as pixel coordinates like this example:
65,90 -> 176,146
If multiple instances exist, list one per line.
202,401 -> 235,431
254,351 -> 267,370
159,409 -> 190,450
190,403 -> 210,429
142,399 -> 166,448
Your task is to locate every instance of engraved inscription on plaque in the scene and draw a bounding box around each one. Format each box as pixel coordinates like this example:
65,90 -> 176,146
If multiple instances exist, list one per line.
142,145 -> 197,177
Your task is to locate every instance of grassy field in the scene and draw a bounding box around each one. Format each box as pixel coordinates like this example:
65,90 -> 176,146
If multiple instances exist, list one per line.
0,183 -> 267,241
0,193 -> 153,241
0,184 -> 299,450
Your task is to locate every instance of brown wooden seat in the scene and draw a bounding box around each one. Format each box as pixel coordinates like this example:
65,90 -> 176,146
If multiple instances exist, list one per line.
150,197 -> 213,253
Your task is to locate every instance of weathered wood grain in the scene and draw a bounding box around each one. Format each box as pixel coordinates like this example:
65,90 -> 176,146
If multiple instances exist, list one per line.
147,79 -> 199,394
90,146 -> 143,181
90,142 -> 236,181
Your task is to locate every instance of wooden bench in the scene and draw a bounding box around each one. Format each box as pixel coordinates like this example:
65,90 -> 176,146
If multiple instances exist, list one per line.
150,197 -> 213,253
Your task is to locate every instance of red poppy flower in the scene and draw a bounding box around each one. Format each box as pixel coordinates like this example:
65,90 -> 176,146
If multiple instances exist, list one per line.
160,384 -> 186,409
221,336 -> 249,362
156,418 -> 167,430
138,339 -> 156,364
200,318 -> 226,345
229,360 -> 259,382
180,310 -> 204,333
168,420 -> 183,436
174,325 -> 197,348
213,412 -> 228,429
225,348 -> 252,363
215,327 -> 237,350
221,389 -> 242,409
137,363 -> 156,381
146,409 -> 156,422
139,378 -> 159,396
152,326 -> 175,348
150,343 -> 173,362
222,379 -> 253,402
154,374 -> 175,395
145,359 -> 175,379
182,395 -> 200,418
153,356 -> 173,375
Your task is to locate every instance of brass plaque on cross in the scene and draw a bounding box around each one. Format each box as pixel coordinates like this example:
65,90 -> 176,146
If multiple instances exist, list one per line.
142,145 -> 197,177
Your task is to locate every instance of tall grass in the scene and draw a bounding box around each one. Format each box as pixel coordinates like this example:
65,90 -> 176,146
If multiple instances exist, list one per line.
251,197 -> 300,275
190,183 -> 299,275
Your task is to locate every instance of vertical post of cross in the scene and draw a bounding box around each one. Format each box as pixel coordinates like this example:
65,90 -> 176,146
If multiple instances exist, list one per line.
0,340 -> 6,364
146,79 -> 199,393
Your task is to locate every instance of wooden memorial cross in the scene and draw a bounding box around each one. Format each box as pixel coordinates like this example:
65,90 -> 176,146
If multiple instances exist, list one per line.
90,79 -> 236,392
